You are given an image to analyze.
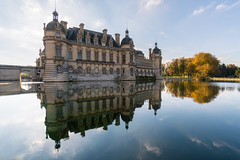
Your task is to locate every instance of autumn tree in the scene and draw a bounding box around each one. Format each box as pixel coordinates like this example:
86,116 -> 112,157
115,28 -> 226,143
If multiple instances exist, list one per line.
191,52 -> 220,78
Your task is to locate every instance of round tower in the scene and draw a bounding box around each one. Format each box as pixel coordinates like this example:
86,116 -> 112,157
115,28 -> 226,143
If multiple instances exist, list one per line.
43,10 -> 68,82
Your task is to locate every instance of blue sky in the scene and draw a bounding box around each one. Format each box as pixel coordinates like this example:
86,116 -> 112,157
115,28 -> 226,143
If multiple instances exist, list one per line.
0,0 -> 240,66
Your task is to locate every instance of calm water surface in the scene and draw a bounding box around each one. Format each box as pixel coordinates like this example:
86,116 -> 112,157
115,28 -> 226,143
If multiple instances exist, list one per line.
0,81 -> 240,160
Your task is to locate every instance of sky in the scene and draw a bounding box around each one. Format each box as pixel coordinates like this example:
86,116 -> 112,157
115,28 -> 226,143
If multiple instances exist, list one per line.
0,0 -> 240,66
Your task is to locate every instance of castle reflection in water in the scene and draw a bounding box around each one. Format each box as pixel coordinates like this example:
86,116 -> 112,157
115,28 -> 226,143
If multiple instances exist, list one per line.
36,81 -> 163,149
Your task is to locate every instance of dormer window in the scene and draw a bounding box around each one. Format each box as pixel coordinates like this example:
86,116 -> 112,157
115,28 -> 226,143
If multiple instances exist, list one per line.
56,30 -> 61,37
94,40 -> 98,46
86,38 -> 90,45
109,42 -> 113,47
77,37 -> 82,43
102,42 -> 106,47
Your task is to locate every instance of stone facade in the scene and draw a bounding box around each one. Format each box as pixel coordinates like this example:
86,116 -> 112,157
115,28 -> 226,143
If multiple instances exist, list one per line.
36,10 -> 162,82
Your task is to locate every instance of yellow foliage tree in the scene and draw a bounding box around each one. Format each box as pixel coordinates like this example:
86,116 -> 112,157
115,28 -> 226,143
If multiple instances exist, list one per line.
191,52 -> 220,79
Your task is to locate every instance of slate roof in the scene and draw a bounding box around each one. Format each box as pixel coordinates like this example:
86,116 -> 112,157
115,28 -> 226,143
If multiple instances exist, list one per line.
46,21 -> 66,33
121,36 -> 132,45
153,47 -> 161,54
136,50 -> 144,55
66,27 -> 120,48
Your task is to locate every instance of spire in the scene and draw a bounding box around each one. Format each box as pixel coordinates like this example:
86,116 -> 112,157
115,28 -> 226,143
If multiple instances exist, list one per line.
125,28 -> 129,37
155,42 -> 157,48
53,0 -> 58,21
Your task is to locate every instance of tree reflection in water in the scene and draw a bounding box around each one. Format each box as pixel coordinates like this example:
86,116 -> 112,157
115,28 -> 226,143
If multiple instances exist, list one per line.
165,80 -> 220,104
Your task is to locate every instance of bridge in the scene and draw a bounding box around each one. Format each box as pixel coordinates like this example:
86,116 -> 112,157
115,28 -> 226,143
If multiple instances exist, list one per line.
0,65 -> 44,82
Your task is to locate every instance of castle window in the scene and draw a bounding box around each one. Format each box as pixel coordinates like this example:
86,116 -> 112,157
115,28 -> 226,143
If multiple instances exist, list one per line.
78,50 -> 82,60
94,52 -> 99,61
130,54 -> 133,63
110,68 -> 113,74
94,67 -> 99,74
56,65 -> 62,73
122,97 -> 126,106
68,51 -> 72,59
102,99 -> 106,109
77,37 -> 82,43
110,53 -> 113,62
110,99 -> 113,108
117,54 -> 120,63
86,67 -> 91,74
94,40 -> 98,46
116,68 -> 120,75
57,90 -> 63,98
122,55 -> 126,64
78,67 -> 83,74
86,38 -> 90,45
109,42 -> 113,47
56,30 -> 60,37
102,42 -> 106,47
68,66 -> 74,73
78,101 -> 83,113
56,46 -> 62,57
95,100 -> 99,110
86,51 -> 91,61
87,101 -> 91,112
102,52 -> 106,62
102,67 -> 107,74
130,68 -> 134,76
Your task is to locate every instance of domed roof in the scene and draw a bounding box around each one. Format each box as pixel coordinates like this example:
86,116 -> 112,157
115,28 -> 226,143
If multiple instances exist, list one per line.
46,21 -> 66,33
121,36 -> 132,45
121,29 -> 133,46
153,42 -> 161,54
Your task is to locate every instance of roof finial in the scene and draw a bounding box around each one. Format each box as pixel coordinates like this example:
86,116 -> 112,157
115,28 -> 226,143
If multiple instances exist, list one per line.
125,28 -> 129,37
55,0 -> 56,11
52,0 -> 58,22
155,42 -> 157,47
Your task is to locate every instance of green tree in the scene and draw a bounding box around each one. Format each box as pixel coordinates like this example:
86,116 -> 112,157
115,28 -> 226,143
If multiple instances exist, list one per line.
235,68 -> 240,78
179,57 -> 185,76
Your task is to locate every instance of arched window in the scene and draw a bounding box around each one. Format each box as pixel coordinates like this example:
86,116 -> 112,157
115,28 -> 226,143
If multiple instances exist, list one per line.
78,67 -> 83,74
94,67 -> 99,74
109,68 -> 113,74
56,65 -> 62,73
68,66 -> 73,73
86,67 -> 91,74
102,67 -> 107,74
116,68 -> 120,75
130,68 -> 134,76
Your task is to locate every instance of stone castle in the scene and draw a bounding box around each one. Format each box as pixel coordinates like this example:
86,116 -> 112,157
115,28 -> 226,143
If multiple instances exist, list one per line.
36,10 -> 162,82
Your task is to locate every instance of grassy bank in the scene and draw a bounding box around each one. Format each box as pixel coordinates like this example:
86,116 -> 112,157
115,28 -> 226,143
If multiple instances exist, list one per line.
210,77 -> 240,82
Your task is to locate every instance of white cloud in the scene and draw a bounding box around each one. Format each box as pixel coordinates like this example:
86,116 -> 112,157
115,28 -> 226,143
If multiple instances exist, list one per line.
216,1 -> 240,11
144,0 -> 163,10
192,3 -> 214,16
188,136 -> 210,148
216,4 -> 226,10
144,143 -> 161,156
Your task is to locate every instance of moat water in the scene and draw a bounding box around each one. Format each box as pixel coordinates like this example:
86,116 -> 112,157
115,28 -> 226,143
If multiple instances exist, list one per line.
0,81 -> 240,160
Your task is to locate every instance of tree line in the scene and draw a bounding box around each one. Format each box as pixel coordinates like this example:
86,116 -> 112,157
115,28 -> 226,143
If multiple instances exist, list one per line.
162,52 -> 240,79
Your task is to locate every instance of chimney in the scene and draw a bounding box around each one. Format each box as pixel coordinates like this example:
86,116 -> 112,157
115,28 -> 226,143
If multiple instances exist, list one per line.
149,48 -> 152,59
103,29 -> 107,40
115,33 -> 120,45
60,21 -> 68,32
79,23 -> 84,35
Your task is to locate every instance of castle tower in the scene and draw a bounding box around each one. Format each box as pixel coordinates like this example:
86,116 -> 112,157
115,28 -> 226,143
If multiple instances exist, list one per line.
119,29 -> 136,81
42,10 -> 69,82
151,42 -> 162,79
